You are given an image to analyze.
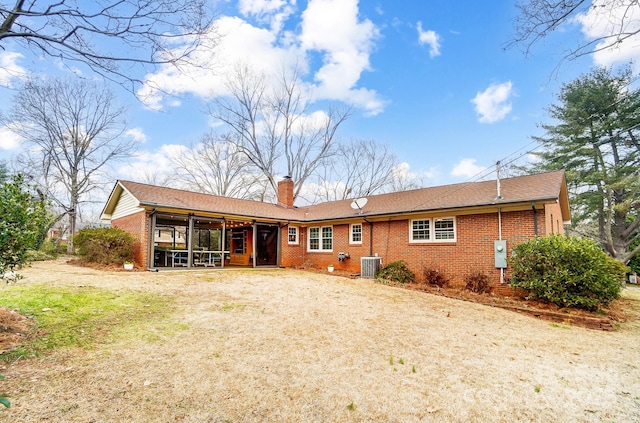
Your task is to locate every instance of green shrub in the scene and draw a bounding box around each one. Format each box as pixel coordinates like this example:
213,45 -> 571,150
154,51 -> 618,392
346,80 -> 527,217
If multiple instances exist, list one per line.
0,174 -> 51,279
508,235 -> 628,311
25,238 -> 61,262
464,269 -> 491,293
73,227 -> 135,265
422,264 -> 450,288
40,238 -> 60,257
376,261 -> 415,284
24,249 -> 56,262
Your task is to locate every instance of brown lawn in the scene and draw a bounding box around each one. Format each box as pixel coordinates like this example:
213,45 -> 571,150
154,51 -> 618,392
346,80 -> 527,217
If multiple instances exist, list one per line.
1,259 -> 640,422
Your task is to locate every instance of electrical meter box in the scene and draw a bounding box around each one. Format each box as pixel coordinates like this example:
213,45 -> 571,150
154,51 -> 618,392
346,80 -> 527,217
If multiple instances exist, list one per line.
494,240 -> 507,268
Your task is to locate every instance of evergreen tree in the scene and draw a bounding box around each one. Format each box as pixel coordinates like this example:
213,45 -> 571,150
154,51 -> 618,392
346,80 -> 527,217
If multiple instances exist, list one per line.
532,66 -> 640,264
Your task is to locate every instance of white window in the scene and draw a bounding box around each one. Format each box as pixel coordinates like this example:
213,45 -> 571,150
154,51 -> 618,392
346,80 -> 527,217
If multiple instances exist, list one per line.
411,219 -> 430,241
308,226 -> 333,252
288,226 -> 298,244
410,217 -> 456,242
434,218 -> 455,240
350,223 -> 362,244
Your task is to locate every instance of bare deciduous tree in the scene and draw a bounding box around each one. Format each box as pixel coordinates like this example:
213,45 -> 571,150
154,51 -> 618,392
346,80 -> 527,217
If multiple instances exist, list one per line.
509,0 -> 640,61
3,77 -> 133,253
0,0 -> 217,91
211,64 -> 351,203
173,132 -> 268,200
306,139 -> 409,203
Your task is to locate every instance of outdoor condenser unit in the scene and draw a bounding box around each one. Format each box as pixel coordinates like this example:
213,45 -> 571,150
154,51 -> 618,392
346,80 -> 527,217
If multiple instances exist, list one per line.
361,256 -> 382,279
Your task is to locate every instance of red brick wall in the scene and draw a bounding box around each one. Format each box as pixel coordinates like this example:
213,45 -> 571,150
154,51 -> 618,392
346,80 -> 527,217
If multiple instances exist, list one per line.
544,202 -> 565,235
280,209 -> 546,292
280,226 -> 305,267
112,210 -> 149,268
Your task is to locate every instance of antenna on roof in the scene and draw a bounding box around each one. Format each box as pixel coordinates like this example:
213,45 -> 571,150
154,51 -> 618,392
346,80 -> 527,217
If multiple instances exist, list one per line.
350,197 -> 368,215
495,161 -> 503,200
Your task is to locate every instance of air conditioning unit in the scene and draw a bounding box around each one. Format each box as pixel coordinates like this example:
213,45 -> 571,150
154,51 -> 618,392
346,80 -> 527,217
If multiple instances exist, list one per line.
361,256 -> 382,279
630,273 -> 638,284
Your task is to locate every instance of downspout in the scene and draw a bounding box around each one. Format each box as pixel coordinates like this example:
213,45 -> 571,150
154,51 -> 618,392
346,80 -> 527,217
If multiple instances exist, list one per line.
147,209 -> 158,272
496,162 -> 504,284
532,203 -> 539,236
498,207 -> 504,284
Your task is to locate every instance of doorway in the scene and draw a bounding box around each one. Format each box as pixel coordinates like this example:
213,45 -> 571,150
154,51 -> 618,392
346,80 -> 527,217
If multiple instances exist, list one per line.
255,224 -> 279,266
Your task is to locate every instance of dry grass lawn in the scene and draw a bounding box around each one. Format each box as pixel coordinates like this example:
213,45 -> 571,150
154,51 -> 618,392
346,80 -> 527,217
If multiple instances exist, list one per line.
1,259 -> 640,422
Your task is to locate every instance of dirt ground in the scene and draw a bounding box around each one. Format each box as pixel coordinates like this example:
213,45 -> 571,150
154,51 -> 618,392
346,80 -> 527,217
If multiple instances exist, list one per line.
1,258 -> 640,422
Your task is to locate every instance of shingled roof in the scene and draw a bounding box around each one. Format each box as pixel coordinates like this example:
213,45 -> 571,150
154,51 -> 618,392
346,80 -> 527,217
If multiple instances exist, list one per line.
101,170 -> 570,223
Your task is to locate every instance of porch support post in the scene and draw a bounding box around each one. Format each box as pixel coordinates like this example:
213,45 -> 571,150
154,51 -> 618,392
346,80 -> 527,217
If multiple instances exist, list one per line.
276,224 -> 283,267
252,220 -> 257,267
148,210 -> 157,270
187,214 -> 194,269
221,217 -> 226,268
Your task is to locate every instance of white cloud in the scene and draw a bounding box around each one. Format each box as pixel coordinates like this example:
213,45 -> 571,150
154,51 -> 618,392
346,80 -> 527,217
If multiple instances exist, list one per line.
138,0 -> 384,115
392,162 -> 418,180
417,22 -> 441,58
392,162 -> 441,187
118,144 -> 188,183
575,2 -> 640,68
0,125 -> 22,150
239,0 -> 289,16
126,128 -> 147,143
0,51 -> 28,88
471,81 -> 514,123
299,0 -> 382,113
238,0 -> 295,33
137,16 -> 290,110
451,158 -> 486,178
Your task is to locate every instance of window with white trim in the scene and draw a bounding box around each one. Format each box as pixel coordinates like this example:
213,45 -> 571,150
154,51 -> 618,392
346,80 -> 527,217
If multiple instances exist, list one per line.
434,218 -> 455,240
350,223 -> 362,244
411,219 -> 430,241
308,226 -> 333,252
410,217 -> 456,242
288,226 -> 298,244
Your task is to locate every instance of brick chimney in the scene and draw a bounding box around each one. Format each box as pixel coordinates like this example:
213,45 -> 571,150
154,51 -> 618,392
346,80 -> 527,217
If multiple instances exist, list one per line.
277,176 -> 294,208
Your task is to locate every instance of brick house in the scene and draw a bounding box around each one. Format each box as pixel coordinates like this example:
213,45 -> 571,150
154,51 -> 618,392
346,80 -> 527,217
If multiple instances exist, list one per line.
100,170 -> 569,290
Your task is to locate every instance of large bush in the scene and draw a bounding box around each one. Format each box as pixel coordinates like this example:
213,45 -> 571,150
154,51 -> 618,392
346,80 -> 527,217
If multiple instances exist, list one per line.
508,235 -> 628,311
73,227 -> 135,265
376,261 -> 415,284
0,174 -> 51,279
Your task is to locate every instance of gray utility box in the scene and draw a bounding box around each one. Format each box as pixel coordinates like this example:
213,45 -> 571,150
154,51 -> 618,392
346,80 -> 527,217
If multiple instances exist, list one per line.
361,256 -> 383,278
494,240 -> 507,268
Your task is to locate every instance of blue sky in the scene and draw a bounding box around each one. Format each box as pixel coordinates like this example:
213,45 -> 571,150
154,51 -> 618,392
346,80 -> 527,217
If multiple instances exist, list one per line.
1,0 -> 637,194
